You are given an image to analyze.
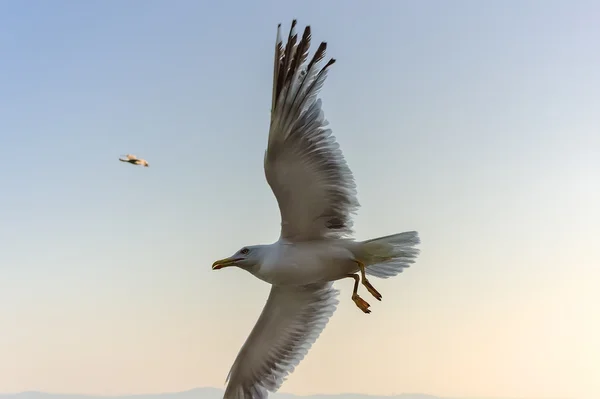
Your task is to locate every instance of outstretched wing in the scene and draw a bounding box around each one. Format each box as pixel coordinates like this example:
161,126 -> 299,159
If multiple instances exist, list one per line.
264,20 -> 359,242
223,283 -> 339,399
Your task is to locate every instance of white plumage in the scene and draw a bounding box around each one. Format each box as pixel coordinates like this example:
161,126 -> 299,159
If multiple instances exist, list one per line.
212,20 -> 421,399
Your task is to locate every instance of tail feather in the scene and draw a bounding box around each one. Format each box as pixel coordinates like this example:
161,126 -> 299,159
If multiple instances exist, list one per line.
360,231 -> 420,279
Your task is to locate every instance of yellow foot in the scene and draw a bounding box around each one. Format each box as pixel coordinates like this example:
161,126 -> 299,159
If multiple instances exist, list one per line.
352,294 -> 371,314
363,279 -> 382,301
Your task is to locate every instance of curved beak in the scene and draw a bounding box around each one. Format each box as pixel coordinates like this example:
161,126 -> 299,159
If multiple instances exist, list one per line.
212,257 -> 242,270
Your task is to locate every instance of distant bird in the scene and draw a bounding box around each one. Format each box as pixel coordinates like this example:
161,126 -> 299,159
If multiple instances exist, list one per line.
211,20 -> 421,399
119,154 -> 149,167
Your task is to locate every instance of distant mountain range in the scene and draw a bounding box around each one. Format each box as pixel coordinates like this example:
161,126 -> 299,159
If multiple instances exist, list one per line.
0,388 -> 558,399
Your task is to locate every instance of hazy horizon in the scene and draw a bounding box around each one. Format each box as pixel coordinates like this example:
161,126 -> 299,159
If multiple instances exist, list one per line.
0,387 -> 567,399
1,1 -> 598,399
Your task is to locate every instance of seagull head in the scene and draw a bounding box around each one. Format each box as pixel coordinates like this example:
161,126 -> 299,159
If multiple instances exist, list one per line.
142,160 -> 149,167
212,245 -> 263,270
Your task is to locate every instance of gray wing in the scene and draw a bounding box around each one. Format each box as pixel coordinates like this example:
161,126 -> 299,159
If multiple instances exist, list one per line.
223,282 -> 339,399
264,20 -> 359,242
119,154 -> 137,162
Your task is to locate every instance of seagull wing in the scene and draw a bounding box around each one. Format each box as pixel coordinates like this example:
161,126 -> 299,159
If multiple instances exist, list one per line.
223,282 -> 339,399
264,21 -> 359,242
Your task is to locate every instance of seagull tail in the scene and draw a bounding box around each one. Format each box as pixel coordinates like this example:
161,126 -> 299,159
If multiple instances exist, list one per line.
358,231 -> 420,279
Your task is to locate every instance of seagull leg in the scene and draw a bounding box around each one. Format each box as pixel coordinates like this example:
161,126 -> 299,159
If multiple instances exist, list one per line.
355,260 -> 382,301
346,274 -> 371,314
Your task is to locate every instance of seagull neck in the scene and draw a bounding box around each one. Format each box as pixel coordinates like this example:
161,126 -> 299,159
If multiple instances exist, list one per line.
245,243 -> 277,273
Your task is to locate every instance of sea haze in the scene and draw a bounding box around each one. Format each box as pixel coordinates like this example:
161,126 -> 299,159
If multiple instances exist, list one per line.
0,389 -> 558,399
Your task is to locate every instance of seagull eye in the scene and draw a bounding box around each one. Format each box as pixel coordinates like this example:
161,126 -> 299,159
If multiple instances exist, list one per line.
240,248 -> 249,255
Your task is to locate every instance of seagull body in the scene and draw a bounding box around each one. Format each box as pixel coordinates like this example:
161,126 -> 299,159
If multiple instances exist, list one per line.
225,240 -> 356,286
212,20 -> 421,399
228,239 -> 407,286
119,154 -> 149,167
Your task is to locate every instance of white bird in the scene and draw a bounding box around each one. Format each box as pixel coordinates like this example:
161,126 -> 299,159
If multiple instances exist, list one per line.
212,20 -> 421,399
119,154 -> 149,167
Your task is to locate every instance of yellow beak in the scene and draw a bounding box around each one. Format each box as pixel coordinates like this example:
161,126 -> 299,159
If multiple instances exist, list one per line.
212,257 -> 242,270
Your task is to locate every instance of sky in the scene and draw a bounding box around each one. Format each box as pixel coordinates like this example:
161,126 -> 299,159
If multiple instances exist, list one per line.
0,1 -> 599,398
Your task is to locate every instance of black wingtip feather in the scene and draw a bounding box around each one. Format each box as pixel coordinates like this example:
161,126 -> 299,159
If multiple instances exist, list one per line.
272,21 -> 336,121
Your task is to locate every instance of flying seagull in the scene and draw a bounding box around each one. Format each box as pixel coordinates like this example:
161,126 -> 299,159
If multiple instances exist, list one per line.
119,154 -> 149,167
212,20 -> 421,399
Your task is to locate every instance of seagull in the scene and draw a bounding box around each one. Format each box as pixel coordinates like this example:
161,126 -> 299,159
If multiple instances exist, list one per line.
212,20 -> 421,399
119,154 -> 149,167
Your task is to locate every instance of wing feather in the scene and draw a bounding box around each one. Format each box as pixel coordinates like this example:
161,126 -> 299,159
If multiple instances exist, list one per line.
223,283 -> 339,399
265,21 -> 359,241
271,24 -> 284,116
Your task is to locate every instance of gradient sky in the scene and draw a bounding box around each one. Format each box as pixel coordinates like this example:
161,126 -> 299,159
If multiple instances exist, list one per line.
1,1 -> 599,399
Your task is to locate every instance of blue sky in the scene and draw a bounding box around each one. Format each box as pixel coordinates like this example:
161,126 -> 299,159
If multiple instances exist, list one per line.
1,1 -> 599,398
